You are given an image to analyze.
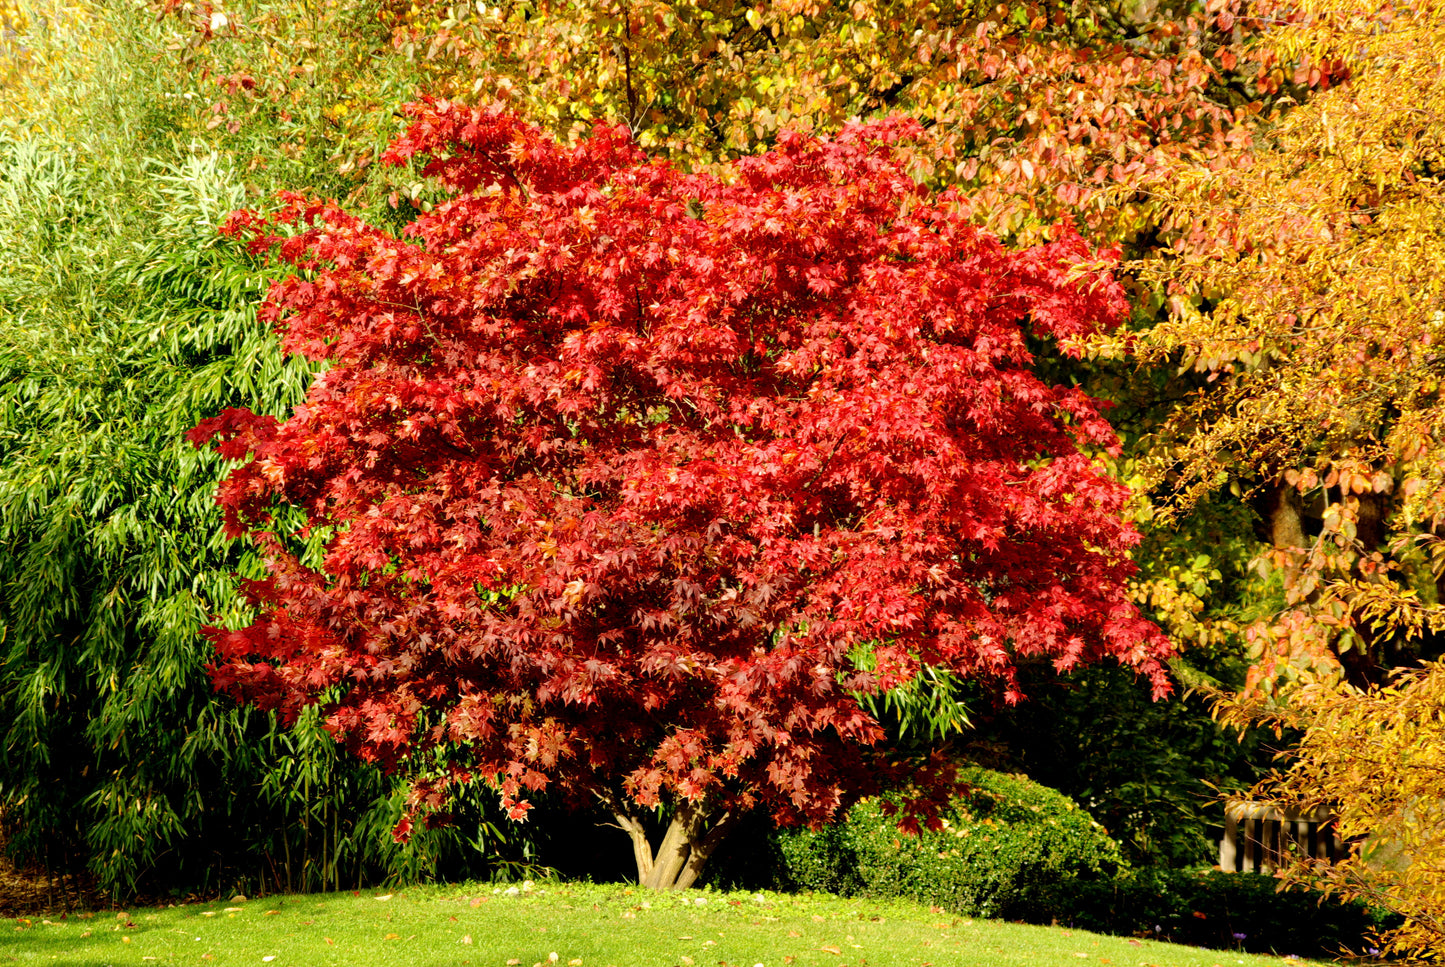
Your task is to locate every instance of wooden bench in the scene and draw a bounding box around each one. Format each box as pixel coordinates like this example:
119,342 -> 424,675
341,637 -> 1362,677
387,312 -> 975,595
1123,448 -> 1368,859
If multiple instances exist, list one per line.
1219,801 -> 1341,873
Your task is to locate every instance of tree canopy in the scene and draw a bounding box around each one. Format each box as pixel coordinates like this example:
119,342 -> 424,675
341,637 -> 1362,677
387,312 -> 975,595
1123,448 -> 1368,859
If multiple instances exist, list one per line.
195,102 -> 1171,889
1144,1 -> 1445,956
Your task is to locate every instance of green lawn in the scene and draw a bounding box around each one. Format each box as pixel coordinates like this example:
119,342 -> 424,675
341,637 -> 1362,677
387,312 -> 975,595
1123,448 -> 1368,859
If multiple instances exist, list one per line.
3,881 -> 1331,967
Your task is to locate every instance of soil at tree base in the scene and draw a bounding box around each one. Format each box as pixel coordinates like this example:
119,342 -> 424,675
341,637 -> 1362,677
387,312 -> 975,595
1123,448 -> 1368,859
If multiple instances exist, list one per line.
0,824 -> 105,916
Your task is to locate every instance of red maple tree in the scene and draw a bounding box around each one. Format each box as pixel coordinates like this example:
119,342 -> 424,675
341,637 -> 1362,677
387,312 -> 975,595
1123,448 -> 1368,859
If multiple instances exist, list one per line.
193,101 -> 1171,889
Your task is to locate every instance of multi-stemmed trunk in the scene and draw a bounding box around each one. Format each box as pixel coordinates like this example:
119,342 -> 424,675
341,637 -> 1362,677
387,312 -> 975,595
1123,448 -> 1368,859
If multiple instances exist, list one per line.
610,801 -> 737,891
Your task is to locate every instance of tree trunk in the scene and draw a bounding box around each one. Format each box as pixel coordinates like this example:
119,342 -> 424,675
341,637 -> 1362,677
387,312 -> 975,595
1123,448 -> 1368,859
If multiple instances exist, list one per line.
1266,477 -> 1398,685
1265,479 -> 1309,596
611,801 -> 737,891
1341,490 -> 1390,687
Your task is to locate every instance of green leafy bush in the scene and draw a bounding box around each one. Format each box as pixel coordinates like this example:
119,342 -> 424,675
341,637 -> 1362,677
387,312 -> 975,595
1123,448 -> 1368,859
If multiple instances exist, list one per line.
774,767 -> 1123,918
1040,867 -> 1396,957
975,661 -> 1278,870
769,768 -> 1389,958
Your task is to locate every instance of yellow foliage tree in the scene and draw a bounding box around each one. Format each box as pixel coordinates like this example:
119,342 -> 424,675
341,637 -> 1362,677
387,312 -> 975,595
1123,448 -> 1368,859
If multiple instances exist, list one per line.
1134,0 -> 1445,692
377,0 -> 1292,244
1140,0 -> 1445,956
1216,665 -> 1445,959
2,0 -> 31,101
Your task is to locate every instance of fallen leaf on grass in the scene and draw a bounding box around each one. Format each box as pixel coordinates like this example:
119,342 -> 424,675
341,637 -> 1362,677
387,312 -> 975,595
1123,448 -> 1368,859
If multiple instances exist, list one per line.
324,938 -> 334,945
263,957 -> 276,962
461,935 -> 472,944
820,946 -> 841,955
506,960 -> 521,965
374,894 -> 394,901
787,930 -> 801,938
121,937 -> 131,944
265,910 -> 280,916
384,932 -> 400,940
1127,940 -> 1143,947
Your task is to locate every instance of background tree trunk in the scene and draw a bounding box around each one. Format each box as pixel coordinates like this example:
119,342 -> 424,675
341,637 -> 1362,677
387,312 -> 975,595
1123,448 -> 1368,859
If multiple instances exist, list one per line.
1266,480 -> 1308,593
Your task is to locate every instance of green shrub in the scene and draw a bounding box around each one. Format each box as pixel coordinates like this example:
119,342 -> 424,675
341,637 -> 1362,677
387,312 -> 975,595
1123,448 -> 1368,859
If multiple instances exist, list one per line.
769,767 -> 1390,958
1040,867 -> 1397,957
774,767 -> 1123,918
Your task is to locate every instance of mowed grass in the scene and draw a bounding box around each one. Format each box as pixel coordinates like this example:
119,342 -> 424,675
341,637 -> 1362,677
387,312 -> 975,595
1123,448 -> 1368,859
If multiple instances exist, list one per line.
4,881 -> 1330,967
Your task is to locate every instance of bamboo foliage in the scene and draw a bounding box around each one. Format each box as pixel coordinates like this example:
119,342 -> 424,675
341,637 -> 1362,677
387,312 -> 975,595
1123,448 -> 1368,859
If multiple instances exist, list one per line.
0,129 -> 308,892
0,2 -> 515,896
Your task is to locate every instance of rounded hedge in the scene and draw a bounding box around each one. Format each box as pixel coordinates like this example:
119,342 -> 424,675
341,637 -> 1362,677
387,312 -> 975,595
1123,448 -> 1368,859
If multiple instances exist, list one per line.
774,766 -> 1124,917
